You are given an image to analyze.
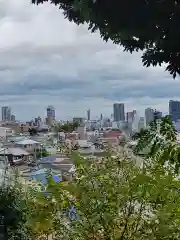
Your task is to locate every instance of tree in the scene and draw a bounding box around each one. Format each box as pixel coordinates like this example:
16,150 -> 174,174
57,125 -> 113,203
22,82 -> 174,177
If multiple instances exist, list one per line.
29,127 -> 38,136
36,148 -> 49,159
26,184 -> 60,239
54,122 -> 79,133
44,152 -> 180,239
0,170 -> 60,240
0,178 -> 31,239
131,128 -> 149,141
134,115 -> 180,173
4,147 -> 180,239
32,0 -> 180,78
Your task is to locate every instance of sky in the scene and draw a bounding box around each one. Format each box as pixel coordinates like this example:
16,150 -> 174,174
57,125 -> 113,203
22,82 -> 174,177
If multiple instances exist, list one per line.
0,0 -> 180,121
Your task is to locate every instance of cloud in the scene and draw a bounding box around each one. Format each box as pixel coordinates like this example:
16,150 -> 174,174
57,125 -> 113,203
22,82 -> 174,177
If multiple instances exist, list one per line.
0,0 -> 179,121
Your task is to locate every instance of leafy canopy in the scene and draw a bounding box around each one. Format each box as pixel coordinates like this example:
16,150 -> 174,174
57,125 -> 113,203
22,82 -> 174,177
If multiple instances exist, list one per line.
0,180 -> 32,239
32,0 -> 180,78
134,115 -> 180,173
29,127 -> 38,136
4,148 -> 180,239
43,153 -> 180,239
54,122 -> 79,133
36,148 -> 49,159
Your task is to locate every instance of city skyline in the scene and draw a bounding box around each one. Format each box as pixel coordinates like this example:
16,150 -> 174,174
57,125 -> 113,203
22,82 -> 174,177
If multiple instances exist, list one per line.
0,1 -> 180,120
0,101 -> 172,122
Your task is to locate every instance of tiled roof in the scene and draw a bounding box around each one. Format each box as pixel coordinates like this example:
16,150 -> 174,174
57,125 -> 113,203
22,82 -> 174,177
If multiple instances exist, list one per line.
104,131 -> 121,138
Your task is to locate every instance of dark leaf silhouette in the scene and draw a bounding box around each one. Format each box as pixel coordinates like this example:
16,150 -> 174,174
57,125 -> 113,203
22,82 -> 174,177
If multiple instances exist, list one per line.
33,0 -> 180,78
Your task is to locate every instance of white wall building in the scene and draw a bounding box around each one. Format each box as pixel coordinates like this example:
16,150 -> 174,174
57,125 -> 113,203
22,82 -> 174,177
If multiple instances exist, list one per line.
15,139 -> 40,151
77,126 -> 86,140
132,112 -> 140,133
132,112 -> 145,133
126,110 -> 136,133
0,127 -> 14,138
58,132 -> 66,142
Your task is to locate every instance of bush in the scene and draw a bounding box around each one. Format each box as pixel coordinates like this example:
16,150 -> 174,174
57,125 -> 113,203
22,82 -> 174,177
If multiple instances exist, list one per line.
0,180 -> 30,239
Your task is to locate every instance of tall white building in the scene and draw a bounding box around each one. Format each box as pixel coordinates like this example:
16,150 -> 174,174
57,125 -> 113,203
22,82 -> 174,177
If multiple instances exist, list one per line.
2,106 -> 11,122
113,103 -> 125,122
145,108 -> 154,127
132,112 -> 140,133
126,110 -> 136,133
132,112 -> 145,133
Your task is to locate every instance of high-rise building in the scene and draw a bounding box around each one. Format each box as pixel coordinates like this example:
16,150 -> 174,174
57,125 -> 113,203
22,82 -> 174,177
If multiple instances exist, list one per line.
10,115 -> 16,122
2,106 -> 11,122
87,109 -> 91,121
46,105 -> 55,126
126,110 -> 136,133
73,117 -> 85,126
113,103 -> 125,122
132,113 -> 145,133
34,116 -> 42,127
47,105 -> 55,118
145,108 -> 154,127
138,117 -> 145,131
132,111 -> 140,133
169,100 -> 180,122
126,110 -> 136,123
154,110 -> 162,120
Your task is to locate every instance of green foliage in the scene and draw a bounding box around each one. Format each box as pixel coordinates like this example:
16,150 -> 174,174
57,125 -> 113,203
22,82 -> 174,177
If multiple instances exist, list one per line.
134,115 -> 180,173
0,173 -> 60,240
45,153 -> 180,239
54,122 -> 79,133
134,115 -> 176,154
29,127 -> 37,136
131,128 -> 149,141
32,0 -> 180,78
0,180 -> 31,239
26,186 -> 59,238
3,148 -> 180,239
36,148 -> 49,159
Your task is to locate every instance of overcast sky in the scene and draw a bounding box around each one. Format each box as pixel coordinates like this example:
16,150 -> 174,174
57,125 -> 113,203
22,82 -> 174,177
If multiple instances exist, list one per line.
0,0 -> 179,121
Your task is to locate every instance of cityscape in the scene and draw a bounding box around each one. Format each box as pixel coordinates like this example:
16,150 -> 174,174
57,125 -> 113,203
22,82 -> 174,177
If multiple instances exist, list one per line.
1,100 -> 180,134
1,0 -> 180,238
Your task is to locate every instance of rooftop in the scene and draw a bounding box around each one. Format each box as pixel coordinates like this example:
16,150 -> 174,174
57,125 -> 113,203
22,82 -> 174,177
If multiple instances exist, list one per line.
24,168 -> 62,185
78,148 -> 104,155
7,136 -> 28,142
0,147 -> 30,156
104,131 -> 121,138
16,139 -> 40,145
76,140 -> 93,148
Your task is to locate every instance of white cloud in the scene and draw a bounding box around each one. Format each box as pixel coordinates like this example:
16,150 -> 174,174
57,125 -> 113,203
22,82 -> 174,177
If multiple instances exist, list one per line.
0,0 -> 179,121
